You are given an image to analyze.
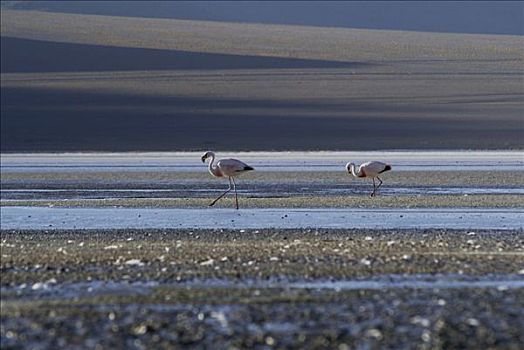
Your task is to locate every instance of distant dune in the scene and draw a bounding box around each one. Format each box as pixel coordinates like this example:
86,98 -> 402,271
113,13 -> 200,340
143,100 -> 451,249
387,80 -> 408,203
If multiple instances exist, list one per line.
1,10 -> 523,151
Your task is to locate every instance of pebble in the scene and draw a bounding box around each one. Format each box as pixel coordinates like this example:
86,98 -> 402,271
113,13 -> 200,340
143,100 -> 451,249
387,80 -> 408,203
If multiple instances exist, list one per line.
200,259 -> 215,266
124,259 -> 144,266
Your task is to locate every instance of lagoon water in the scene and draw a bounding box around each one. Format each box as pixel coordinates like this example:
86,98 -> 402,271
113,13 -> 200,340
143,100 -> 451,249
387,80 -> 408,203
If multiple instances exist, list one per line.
2,207 -> 522,230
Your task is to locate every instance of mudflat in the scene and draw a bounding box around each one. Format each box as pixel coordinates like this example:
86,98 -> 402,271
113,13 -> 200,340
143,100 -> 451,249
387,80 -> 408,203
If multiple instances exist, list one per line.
2,169 -> 523,209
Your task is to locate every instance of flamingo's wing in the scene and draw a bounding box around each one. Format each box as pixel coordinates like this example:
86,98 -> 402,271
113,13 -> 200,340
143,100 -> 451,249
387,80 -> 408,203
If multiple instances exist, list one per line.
360,161 -> 388,176
217,159 -> 254,175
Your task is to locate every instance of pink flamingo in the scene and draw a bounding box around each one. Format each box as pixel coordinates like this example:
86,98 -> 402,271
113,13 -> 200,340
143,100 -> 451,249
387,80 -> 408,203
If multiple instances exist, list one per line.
346,161 -> 392,197
201,151 -> 254,209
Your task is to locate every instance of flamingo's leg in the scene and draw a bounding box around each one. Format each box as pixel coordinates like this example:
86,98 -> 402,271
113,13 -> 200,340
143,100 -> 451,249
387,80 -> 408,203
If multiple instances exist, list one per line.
231,177 -> 239,209
376,176 -> 384,194
370,177 -> 376,197
209,177 -> 232,206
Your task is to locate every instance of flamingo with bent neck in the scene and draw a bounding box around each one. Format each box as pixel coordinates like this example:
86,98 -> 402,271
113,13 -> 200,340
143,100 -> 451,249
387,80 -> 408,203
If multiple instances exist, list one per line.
201,151 -> 254,209
346,161 -> 392,197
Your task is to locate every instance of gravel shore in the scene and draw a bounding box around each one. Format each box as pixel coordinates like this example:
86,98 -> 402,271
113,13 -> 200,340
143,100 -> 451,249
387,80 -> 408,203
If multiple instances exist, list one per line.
2,229 -> 523,285
2,228 -> 523,349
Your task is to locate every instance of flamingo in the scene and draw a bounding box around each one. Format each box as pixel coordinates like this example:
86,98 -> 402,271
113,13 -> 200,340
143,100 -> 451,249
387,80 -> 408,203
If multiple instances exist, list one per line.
201,151 -> 254,209
346,161 -> 392,197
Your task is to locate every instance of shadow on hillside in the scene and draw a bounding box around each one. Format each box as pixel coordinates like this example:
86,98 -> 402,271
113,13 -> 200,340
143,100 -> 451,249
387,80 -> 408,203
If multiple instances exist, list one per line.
2,86 -> 522,151
1,37 -> 366,73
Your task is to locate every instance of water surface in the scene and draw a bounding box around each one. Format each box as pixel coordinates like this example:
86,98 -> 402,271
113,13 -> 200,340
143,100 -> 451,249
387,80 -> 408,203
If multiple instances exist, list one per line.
2,207 -> 522,230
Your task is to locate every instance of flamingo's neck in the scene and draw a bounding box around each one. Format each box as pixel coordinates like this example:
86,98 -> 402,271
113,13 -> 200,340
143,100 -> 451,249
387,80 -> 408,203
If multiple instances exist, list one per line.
207,154 -> 222,177
349,164 -> 361,177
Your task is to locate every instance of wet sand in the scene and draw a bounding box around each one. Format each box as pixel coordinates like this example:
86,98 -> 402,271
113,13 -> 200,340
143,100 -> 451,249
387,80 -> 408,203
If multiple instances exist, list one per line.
2,167 -> 523,209
2,153 -> 521,209
1,228 -> 523,349
3,195 -> 524,210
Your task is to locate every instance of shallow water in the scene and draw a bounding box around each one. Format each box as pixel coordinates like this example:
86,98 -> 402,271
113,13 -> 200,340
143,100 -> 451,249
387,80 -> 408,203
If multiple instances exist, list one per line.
4,275 -> 523,301
289,278 -> 524,290
2,151 -> 523,172
2,186 -> 524,200
1,207 -> 522,230
184,274 -> 524,291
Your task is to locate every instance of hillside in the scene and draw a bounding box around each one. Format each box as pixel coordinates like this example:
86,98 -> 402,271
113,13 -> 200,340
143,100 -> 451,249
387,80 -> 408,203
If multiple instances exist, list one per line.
2,1 -> 523,35
2,9 -> 522,64
1,10 -> 523,151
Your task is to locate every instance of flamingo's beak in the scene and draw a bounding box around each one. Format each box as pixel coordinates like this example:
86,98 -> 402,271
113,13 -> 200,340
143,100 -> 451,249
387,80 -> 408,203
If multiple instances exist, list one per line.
201,156 -> 206,163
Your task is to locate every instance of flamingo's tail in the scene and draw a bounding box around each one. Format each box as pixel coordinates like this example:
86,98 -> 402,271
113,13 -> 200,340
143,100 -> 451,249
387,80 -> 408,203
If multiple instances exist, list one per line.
380,165 -> 392,173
